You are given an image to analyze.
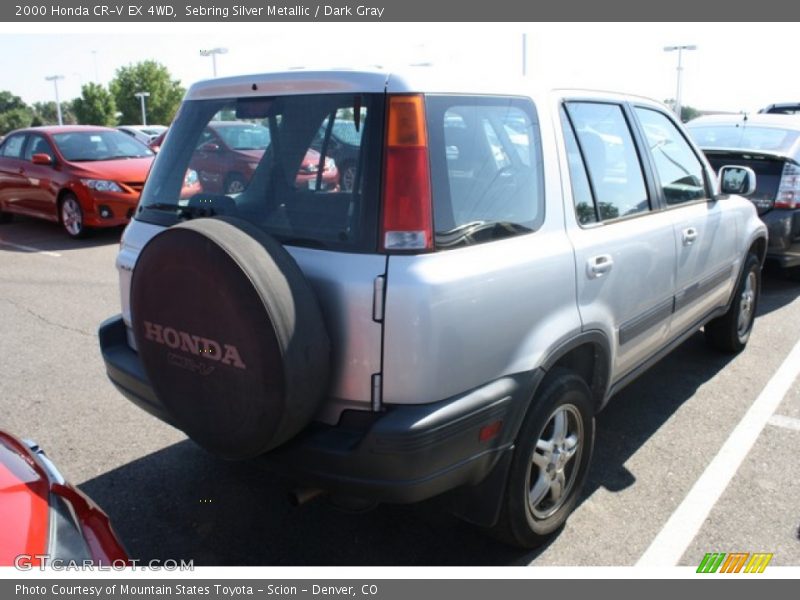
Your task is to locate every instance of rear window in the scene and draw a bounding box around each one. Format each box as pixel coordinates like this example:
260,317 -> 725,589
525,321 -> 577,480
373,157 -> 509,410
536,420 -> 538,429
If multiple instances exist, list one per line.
688,124 -> 800,154
426,96 -> 544,249
138,93 -> 383,252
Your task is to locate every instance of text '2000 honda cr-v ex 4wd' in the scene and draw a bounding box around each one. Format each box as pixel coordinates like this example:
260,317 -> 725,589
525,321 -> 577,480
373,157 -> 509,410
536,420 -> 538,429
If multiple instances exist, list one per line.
98,68 -> 767,548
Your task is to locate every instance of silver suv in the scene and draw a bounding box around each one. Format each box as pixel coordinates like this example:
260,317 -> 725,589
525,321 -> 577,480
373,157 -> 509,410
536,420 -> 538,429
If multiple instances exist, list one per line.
99,69 -> 767,548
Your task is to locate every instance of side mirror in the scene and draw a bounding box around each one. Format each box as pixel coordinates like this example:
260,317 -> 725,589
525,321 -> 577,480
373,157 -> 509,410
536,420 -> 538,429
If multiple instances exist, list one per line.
718,165 -> 757,196
31,153 -> 53,166
200,142 -> 220,153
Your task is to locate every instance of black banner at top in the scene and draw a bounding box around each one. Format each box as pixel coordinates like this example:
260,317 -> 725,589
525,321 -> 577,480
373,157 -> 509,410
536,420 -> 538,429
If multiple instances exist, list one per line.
1,0 -> 796,22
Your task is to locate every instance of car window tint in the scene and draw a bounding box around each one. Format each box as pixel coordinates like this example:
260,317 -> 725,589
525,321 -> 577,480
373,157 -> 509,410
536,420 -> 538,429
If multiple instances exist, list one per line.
635,108 -> 707,205
1,134 -> 26,158
138,93 -> 383,253
565,102 -> 650,221
23,135 -> 55,161
426,96 -> 544,249
560,107 -> 597,225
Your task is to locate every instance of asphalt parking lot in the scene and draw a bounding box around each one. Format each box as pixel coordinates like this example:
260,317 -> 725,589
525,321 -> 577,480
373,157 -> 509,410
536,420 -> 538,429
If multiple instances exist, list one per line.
1,216 -> 799,567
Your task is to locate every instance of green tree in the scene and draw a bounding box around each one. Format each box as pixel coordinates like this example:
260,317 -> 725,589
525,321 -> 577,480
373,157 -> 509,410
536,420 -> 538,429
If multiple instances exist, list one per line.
110,60 -> 184,125
664,99 -> 701,123
73,83 -> 117,126
30,100 -> 77,126
0,90 -> 33,134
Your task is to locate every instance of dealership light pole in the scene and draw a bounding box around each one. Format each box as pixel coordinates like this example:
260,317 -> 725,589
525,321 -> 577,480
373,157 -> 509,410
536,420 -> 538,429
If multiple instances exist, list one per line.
45,75 -> 65,126
199,47 -> 228,77
522,33 -> 527,76
134,91 -> 150,126
664,44 -> 697,121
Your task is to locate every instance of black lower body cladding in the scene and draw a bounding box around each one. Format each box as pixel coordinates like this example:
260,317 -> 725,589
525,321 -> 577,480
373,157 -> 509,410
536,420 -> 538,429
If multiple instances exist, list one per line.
129,216 -> 330,459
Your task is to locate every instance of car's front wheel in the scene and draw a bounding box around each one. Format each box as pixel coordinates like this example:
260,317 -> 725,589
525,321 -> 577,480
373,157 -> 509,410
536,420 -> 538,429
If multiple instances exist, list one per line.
60,193 -> 87,239
491,368 -> 595,548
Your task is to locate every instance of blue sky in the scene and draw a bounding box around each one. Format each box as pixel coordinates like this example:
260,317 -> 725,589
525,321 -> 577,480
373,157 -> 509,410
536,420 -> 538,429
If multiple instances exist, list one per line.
0,22 -> 795,114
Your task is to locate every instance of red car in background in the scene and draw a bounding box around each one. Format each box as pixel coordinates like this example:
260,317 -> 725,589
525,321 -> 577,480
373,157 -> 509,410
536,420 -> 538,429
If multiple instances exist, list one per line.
0,126 -> 200,238
0,430 -> 128,568
192,121 -> 339,194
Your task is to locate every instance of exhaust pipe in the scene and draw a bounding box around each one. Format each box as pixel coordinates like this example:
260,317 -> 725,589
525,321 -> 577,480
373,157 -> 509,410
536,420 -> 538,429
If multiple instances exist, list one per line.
289,487 -> 325,507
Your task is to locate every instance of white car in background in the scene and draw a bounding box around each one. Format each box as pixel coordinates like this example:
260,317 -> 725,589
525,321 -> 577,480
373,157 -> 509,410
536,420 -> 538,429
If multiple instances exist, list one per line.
117,125 -> 168,146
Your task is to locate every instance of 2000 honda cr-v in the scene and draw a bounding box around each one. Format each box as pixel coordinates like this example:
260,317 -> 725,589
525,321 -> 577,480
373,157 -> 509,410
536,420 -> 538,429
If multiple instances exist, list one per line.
99,68 -> 767,548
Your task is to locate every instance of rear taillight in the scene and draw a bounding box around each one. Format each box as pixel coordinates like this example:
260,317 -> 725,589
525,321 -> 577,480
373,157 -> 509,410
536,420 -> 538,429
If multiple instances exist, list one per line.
381,94 -> 433,252
775,163 -> 800,209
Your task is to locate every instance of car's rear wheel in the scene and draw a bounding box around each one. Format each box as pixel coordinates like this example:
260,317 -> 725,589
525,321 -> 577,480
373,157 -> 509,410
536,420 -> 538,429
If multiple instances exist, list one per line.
491,368 -> 595,548
60,193 -> 87,239
705,253 -> 760,353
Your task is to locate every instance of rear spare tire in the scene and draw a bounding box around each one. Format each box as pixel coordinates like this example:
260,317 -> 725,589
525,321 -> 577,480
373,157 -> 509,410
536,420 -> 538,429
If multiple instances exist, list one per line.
130,216 -> 330,459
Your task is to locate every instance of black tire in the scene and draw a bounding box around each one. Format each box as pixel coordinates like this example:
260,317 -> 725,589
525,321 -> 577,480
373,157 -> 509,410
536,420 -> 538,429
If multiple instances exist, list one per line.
59,193 -> 88,239
130,216 -> 330,459
224,173 -> 247,195
705,253 -> 760,353
491,368 -> 595,548
0,210 -> 12,224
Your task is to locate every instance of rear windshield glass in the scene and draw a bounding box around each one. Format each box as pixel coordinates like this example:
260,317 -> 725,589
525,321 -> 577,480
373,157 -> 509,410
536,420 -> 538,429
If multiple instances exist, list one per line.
53,130 -> 153,161
426,95 -> 544,249
688,124 -> 800,154
137,93 -> 383,252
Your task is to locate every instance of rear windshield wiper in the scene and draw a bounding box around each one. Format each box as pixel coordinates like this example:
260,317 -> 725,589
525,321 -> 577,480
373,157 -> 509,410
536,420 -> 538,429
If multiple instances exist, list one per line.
140,203 -> 216,219
436,220 -> 532,248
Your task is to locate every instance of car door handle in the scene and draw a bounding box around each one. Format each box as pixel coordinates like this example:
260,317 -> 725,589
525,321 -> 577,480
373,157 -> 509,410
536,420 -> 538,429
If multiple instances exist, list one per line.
587,254 -> 614,279
682,227 -> 698,245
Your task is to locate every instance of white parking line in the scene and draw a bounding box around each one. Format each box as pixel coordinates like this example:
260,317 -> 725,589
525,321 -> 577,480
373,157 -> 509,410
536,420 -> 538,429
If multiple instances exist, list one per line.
0,240 -> 61,257
637,336 -> 800,567
767,414 -> 800,432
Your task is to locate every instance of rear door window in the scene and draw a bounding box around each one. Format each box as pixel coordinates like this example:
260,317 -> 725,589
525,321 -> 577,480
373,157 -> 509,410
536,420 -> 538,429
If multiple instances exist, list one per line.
138,93 -> 384,252
563,101 -> 650,221
1,134 -> 26,158
426,96 -> 544,249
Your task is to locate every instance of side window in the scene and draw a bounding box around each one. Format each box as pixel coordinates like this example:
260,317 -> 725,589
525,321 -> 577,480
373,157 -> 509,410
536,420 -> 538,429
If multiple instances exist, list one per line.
427,96 -> 544,249
634,107 -> 708,205
560,107 -> 597,225
1,134 -> 26,159
23,135 -> 55,161
564,102 -> 650,221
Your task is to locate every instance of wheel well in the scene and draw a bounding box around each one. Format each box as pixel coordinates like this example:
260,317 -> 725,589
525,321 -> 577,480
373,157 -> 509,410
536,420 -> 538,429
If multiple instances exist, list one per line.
548,341 -> 609,411
55,189 -> 73,223
749,236 -> 767,266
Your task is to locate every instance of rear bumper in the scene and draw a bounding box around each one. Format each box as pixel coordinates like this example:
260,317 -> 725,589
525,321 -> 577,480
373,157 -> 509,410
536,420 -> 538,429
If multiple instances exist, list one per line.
762,208 -> 800,267
99,314 -> 539,505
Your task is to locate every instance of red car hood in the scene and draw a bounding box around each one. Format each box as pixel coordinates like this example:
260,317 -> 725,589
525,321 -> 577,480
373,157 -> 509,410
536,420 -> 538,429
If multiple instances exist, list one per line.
0,433 -> 49,564
68,156 -> 154,183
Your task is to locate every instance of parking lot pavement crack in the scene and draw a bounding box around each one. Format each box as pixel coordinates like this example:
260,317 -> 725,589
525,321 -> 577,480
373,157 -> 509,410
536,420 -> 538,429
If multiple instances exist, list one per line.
0,297 -> 92,337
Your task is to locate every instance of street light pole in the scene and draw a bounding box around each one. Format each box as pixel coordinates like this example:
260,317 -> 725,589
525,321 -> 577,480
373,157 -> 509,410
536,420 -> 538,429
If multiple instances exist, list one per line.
199,47 -> 229,77
45,75 -> 65,126
664,44 -> 697,121
134,92 -> 150,126
522,33 -> 527,77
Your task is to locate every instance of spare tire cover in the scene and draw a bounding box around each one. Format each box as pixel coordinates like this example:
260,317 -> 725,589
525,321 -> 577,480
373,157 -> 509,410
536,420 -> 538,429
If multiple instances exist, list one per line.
130,216 -> 330,459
